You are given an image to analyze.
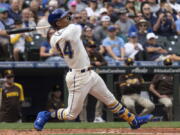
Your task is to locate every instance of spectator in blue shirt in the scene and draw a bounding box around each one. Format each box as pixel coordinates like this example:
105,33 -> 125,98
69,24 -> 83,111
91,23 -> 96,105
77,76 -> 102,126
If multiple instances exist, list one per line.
0,8 -> 14,30
0,7 -> 14,60
102,25 -> 125,62
175,9 -> 180,35
40,28 -> 63,62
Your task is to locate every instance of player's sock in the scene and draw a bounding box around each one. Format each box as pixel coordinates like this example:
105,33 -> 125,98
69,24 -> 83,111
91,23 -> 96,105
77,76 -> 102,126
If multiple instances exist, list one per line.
50,111 -> 56,118
108,100 -> 135,124
56,108 -> 67,120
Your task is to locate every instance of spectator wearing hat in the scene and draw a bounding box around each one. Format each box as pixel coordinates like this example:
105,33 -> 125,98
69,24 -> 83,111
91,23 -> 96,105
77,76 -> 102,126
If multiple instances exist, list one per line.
0,7 -> 14,31
144,32 -> 180,61
94,15 -> 111,45
0,1 -> 10,10
69,1 -> 78,14
0,7 -> 14,60
102,25 -> 125,62
115,7 -> 135,36
124,32 -> 144,60
118,58 -> 155,116
149,58 -> 174,120
68,0 -> 87,13
129,19 -> 152,45
0,69 -> 24,122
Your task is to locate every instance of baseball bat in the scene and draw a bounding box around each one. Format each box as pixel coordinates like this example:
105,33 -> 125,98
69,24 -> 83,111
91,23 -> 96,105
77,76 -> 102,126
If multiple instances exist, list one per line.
7,25 -> 51,35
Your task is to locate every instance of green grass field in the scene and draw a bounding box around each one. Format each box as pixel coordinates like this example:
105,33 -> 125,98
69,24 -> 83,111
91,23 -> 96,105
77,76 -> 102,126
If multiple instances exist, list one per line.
0,122 -> 179,135
0,122 -> 179,130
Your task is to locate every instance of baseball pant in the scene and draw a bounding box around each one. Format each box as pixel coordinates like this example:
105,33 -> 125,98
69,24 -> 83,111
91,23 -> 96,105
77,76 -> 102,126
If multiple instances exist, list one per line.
95,100 -> 103,118
57,70 -> 119,120
121,94 -> 155,116
79,97 -> 88,122
158,97 -> 173,120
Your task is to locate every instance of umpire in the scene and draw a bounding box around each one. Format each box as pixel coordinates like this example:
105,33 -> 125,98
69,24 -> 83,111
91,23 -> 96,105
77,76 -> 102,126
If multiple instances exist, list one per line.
0,69 -> 24,122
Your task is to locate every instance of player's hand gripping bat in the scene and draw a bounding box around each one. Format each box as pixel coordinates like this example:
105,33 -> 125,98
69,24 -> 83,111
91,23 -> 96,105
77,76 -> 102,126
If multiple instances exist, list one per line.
7,25 -> 51,35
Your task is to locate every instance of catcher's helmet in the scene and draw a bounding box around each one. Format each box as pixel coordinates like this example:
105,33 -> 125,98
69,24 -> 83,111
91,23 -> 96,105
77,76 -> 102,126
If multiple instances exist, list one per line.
48,9 -> 69,28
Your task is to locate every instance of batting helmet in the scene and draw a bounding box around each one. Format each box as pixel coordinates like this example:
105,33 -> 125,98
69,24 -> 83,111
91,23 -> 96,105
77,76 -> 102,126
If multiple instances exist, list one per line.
48,9 -> 69,28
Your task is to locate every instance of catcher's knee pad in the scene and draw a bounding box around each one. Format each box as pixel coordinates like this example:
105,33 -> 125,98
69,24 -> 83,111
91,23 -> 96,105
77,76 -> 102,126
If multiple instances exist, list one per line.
57,108 -> 77,120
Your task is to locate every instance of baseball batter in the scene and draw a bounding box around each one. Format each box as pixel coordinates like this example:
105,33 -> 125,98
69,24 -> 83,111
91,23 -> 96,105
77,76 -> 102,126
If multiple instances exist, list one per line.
34,9 -> 153,131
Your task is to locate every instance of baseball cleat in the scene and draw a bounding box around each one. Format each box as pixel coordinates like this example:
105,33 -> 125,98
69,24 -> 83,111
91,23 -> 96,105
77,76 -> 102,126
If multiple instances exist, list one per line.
34,111 -> 51,131
130,114 -> 153,129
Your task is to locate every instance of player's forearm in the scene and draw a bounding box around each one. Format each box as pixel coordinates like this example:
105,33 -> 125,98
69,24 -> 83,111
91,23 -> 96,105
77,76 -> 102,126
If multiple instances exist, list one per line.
149,84 -> 161,98
0,30 -> 8,36
146,47 -> 160,53
153,19 -> 161,32
120,48 -> 125,58
106,47 -> 119,59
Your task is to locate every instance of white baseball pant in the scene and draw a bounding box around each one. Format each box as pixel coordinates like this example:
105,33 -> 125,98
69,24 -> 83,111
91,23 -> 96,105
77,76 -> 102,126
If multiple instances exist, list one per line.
56,70 -> 121,120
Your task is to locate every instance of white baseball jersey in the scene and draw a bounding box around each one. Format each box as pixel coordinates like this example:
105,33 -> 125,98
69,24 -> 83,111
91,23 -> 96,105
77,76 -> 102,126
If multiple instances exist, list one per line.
50,24 -> 116,122
50,24 -> 90,69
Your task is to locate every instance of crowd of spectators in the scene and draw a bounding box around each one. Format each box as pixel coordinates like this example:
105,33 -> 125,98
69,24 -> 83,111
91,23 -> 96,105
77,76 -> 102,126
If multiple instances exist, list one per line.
0,0 -> 180,63
0,0 -> 179,122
